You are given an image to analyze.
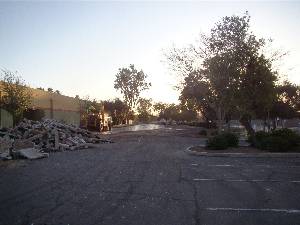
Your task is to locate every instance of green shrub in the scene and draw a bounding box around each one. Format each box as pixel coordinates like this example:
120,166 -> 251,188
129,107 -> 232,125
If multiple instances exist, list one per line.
248,131 -> 270,148
250,128 -> 300,152
271,128 -> 299,147
209,130 -> 218,136
199,130 -> 207,136
260,136 -> 289,152
222,132 -> 239,147
206,132 -> 239,150
206,135 -> 228,150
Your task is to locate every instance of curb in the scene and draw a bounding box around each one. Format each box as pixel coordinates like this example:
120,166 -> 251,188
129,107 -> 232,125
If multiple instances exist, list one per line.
185,146 -> 300,158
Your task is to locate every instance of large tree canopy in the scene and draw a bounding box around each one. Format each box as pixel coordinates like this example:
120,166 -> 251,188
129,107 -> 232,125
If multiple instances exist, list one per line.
114,64 -> 151,122
102,98 -> 129,125
137,98 -> 153,122
166,12 -> 281,135
270,81 -> 300,120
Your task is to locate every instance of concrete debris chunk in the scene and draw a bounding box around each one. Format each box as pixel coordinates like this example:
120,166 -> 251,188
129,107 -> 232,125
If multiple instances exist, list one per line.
0,151 -> 12,160
13,139 -> 34,150
18,148 -> 49,160
0,118 -> 112,161
54,129 -> 59,150
0,136 -> 13,153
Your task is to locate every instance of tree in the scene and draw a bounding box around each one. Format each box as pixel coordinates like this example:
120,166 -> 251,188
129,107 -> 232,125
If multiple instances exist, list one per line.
0,70 -> 32,126
237,55 -> 277,135
103,98 -> 129,125
137,98 -> 153,122
90,99 -> 102,114
153,102 -> 168,116
276,81 -> 300,112
47,87 -> 53,93
179,69 -> 217,122
154,102 -> 197,122
114,64 -> 151,123
270,102 -> 298,120
200,12 -> 266,133
269,81 -> 300,126
55,90 -> 61,95
166,12 -> 278,135
78,96 -> 93,119
159,104 -> 180,121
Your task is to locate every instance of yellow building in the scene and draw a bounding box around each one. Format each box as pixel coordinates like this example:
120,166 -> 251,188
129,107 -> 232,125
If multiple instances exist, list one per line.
0,87 -> 81,127
31,88 -> 81,126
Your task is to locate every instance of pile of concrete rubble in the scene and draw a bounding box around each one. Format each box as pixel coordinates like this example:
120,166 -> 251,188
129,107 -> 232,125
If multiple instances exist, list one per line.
0,119 -> 112,160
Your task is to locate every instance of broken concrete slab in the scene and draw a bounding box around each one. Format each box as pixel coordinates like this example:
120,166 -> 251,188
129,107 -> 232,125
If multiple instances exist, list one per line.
54,129 -> 59,150
18,148 -> 49,160
0,136 -> 13,153
0,151 -> 12,160
1,118 -> 112,160
13,139 -> 34,150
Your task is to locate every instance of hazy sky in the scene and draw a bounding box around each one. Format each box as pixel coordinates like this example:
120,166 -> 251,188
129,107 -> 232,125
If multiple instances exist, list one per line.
0,1 -> 299,103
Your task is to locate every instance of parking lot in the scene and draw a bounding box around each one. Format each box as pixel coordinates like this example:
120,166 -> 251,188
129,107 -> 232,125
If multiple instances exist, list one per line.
0,125 -> 300,225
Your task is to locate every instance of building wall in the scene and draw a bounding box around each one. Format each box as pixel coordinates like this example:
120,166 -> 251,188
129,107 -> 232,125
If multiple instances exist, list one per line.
43,109 -> 81,126
31,89 -> 81,126
0,86 -> 82,127
0,109 -> 13,128
31,89 -> 80,112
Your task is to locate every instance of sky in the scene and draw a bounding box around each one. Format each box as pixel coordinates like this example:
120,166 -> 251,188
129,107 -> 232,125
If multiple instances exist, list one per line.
0,1 -> 300,104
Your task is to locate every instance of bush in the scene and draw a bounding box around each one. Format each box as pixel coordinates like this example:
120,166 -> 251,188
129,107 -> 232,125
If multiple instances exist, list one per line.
260,136 -> 289,152
250,128 -> 300,152
206,132 -> 239,150
207,135 -> 228,150
187,121 -> 217,129
199,130 -> 207,136
222,132 -> 239,147
210,130 -> 218,136
248,131 -> 270,148
271,128 -> 299,146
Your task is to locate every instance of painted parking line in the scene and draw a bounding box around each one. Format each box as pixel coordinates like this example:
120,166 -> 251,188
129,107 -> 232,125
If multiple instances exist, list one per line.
208,164 -> 233,167
190,164 -> 234,167
192,178 -> 300,183
190,164 -> 300,169
205,207 -> 300,214
210,164 -> 300,169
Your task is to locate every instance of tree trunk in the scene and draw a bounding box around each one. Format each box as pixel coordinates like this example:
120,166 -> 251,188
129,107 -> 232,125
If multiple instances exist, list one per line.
239,114 -> 255,137
267,111 -> 271,132
226,115 -> 231,132
263,119 -> 266,132
271,118 -> 277,130
217,105 -> 222,134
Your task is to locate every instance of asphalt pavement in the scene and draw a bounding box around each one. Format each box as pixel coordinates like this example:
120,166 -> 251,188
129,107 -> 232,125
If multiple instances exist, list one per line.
0,125 -> 300,225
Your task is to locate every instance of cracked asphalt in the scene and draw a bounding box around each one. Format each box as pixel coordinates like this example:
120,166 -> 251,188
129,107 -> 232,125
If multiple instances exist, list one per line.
0,125 -> 300,225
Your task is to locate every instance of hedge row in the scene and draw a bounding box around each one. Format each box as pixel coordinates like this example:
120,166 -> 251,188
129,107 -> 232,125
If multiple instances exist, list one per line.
206,132 -> 239,150
249,128 -> 300,152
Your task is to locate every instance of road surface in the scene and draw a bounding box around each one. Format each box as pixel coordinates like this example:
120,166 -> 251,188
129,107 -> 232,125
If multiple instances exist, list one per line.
0,124 -> 300,225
